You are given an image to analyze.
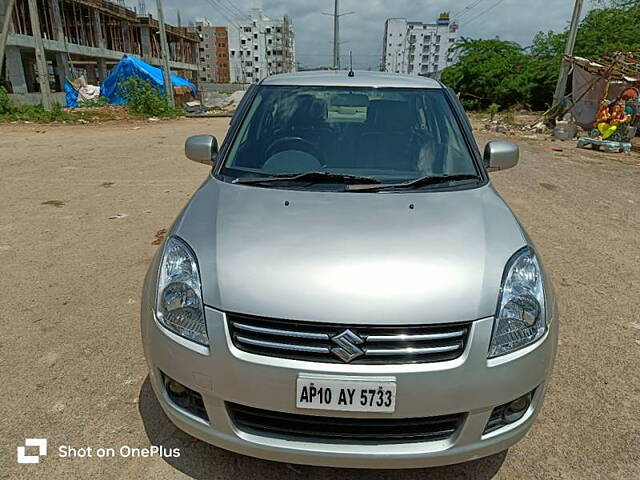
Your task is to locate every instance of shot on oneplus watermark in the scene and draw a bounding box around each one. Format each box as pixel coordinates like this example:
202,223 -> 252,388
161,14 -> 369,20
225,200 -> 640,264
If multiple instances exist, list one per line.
16,438 -> 180,464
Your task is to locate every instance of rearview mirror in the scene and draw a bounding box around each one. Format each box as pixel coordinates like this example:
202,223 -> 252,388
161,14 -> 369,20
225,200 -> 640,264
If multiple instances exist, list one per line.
185,135 -> 218,166
484,141 -> 519,172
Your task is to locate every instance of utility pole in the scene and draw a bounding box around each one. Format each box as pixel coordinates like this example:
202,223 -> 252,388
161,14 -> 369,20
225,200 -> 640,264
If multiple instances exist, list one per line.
0,0 -> 17,77
155,0 -> 175,107
333,0 -> 339,69
324,0 -> 353,70
552,0 -> 583,107
26,0 -> 52,110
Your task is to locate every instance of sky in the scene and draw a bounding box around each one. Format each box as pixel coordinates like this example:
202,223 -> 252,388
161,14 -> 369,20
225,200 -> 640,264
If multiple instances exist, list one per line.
151,0 -> 601,69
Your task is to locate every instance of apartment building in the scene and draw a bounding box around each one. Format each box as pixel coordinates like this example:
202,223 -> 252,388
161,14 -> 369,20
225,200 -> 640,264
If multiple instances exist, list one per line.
190,19 -> 230,83
227,8 -> 295,84
383,13 -> 459,78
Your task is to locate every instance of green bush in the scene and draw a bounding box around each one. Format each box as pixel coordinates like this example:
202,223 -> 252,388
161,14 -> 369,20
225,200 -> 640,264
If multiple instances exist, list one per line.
0,87 -> 15,115
0,87 -> 68,122
118,76 -> 182,118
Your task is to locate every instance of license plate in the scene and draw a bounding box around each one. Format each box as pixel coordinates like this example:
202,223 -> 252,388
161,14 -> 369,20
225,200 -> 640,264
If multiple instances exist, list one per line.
296,375 -> 396,413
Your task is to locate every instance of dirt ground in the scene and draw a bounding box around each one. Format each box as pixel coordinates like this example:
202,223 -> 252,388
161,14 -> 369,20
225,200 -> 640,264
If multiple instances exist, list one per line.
1,117 -> 639,479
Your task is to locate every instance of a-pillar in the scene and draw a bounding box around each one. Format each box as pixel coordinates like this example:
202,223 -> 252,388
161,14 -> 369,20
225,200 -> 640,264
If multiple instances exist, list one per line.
5,46 -> 28,93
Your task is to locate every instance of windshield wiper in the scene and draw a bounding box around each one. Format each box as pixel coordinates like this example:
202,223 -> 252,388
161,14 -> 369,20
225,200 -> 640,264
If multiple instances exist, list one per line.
345,174 -> 480,192
233,171 -> 382,186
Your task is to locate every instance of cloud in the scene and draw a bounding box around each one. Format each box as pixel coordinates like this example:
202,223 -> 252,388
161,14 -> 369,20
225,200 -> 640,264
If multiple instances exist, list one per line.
151,0 -> 599,69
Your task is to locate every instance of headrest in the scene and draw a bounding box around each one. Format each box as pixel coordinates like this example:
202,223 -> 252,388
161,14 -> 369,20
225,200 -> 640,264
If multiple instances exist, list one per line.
288,95 -> 327,128
367,100 -> 414,131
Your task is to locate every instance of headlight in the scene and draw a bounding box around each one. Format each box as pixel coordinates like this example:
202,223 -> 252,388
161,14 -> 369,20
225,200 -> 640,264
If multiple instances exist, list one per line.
489,247 -> 546,358
156,236 -> 208,345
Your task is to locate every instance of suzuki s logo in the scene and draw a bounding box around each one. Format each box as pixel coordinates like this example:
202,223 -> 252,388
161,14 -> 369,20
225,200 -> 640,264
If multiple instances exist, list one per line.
331,329 -> 365,363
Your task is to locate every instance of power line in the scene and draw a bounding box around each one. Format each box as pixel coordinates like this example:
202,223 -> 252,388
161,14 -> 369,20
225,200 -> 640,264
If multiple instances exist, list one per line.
219,0 -> 250,20
201,0 -> 240,27
451,0 -> 486,19
463,0 -> 506,26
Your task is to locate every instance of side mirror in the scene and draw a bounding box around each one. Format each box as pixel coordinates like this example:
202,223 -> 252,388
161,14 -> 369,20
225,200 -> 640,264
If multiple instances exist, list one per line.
484,141 -> 519,172
185,135 -> 218,166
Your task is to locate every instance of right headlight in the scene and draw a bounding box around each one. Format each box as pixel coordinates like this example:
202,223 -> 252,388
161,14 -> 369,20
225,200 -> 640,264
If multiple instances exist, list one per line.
489,247 -> 546,358
156,236 -> 208,346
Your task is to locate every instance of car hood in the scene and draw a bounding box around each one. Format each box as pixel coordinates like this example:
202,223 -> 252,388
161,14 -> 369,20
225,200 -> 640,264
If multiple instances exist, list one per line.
173,178 -> 526,325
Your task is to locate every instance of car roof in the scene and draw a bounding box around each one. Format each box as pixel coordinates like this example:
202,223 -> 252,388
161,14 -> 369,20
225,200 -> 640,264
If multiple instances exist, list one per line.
260,70 -> 442,89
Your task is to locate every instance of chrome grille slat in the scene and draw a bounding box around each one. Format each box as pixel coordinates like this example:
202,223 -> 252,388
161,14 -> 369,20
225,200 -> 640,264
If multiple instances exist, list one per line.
365,343 -> 462,356
235,336 -> 331,354
233,322 -> 330,340
227,312 -> 470,364
365,330 -> 465,342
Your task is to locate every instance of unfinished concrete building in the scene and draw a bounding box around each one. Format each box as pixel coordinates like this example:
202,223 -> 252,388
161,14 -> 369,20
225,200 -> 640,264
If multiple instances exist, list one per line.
0,0 -> 199,103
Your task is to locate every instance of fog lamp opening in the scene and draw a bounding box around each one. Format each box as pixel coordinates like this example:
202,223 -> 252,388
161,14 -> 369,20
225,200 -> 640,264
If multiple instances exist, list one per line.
484,389 -> 536,434
161,371 -> 209,422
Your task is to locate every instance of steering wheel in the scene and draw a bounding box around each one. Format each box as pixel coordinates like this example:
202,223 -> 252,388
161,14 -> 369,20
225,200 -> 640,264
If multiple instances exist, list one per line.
265,137 -> 322,163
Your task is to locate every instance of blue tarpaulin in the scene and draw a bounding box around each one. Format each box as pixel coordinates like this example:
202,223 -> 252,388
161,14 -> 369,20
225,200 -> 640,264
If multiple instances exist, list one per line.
64,80 -> 79,108
101,54 -> 196,105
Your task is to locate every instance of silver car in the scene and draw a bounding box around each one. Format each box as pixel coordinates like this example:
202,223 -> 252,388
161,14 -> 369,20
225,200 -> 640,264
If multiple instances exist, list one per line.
141,71 -> 558,469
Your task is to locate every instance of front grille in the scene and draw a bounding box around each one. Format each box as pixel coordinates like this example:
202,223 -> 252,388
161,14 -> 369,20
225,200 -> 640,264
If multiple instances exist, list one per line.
227,402 -> 464,443
227,312 -> 470,364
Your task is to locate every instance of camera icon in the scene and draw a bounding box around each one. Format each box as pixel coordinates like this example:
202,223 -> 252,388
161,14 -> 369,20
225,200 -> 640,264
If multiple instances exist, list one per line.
17,438 -> 47,464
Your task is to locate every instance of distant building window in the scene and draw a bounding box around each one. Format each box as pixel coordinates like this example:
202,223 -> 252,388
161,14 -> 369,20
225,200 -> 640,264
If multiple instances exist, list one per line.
254,45 -> 258,50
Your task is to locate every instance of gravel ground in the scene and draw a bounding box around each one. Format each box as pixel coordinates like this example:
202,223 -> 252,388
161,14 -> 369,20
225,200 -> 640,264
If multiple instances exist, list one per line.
0,118 -> 638,479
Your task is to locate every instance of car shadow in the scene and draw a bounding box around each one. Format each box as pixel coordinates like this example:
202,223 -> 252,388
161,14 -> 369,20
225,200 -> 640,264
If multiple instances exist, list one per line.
138,376 -> 507,480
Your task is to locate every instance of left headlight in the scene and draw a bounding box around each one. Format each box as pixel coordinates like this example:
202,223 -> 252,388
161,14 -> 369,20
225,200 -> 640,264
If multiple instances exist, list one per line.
489,247 -> 546,358
156,236 -> 208,346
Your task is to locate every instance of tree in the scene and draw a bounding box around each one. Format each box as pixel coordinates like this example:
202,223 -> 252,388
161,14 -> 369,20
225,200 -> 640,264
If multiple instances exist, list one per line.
441,39 -> 539,109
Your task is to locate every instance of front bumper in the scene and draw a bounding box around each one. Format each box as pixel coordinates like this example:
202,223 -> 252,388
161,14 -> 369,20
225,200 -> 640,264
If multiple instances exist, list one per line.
141,306 -> 558,469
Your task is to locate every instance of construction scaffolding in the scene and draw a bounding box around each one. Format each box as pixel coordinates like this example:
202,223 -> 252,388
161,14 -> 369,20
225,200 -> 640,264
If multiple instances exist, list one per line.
0,0 -> 199,101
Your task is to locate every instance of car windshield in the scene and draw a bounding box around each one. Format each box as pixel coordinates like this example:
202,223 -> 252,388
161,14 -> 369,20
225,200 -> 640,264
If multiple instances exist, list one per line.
222,86 -> 479,188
